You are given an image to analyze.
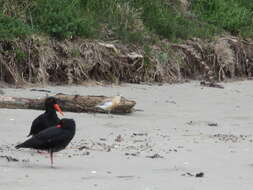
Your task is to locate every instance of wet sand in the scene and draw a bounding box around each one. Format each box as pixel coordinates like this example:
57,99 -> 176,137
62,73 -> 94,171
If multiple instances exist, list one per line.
0,81 -> 253,190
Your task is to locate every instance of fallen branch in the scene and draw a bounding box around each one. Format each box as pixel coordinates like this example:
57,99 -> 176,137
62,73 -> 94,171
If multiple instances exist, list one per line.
200,81 -> 224,89
0,94 -> 136,114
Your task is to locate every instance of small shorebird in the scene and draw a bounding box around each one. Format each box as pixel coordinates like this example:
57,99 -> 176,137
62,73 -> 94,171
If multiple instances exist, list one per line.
96,95 -> 121,114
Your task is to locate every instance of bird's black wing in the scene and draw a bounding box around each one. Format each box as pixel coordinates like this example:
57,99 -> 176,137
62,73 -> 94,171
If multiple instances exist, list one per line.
19,127 -> 69,150
27,113 -> 48,136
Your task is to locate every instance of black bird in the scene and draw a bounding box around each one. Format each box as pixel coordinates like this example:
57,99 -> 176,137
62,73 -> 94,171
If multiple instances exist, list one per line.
27,97 -> 64,137
16,118 -> 76,167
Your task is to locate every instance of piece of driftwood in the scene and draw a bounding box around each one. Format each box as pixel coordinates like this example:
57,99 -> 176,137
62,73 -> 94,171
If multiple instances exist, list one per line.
200,81 -> 224,89
0,94 -> 136,114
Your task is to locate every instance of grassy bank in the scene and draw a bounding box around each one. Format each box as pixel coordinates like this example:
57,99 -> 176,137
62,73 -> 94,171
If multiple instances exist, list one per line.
0,0 -> 253,86
1,0 -> 253,42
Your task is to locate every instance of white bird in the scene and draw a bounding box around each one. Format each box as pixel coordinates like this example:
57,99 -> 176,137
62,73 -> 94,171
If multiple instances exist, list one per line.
96,95 -> 122,114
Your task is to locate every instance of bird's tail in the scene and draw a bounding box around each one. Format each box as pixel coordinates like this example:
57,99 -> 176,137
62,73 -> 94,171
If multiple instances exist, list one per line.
15,143 -> 23,149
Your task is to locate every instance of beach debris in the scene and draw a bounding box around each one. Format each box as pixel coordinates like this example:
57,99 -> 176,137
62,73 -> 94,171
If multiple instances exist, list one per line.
0,94 -> 136,114
78,145 -> 90,151
125,152 -> 139,157
211,134 -> 248,143
0,155 -> 19,162
146,153 -> 163,159
116,175 -> 135,179
169,149 -> 178,152
165,100 -> 176,104
208,122 -> 218,127
22,159 -> 30,162
133,139 -> 146,143
182,172 -> 204,177
30,89 -> 51,93
195,172 -> 204,177
200,81 -> 224,89
78,141 -> 112,152
82,151 -> 90,156
115,135 -> 124,142
97,142 -> 111,152
132,133 -> 148,137
0,89 -> 4,95
99,138 -> 107,141
182,172 -> 194,177
187,120 -> 218,127
186,121 -> 194,125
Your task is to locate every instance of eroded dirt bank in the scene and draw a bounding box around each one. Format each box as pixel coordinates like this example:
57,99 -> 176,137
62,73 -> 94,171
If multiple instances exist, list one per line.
1,36 -> 253,86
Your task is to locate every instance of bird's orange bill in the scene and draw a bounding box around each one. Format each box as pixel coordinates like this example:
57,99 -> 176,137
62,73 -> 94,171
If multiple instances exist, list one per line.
56,124 -> 61,128
53,104 -> 64,116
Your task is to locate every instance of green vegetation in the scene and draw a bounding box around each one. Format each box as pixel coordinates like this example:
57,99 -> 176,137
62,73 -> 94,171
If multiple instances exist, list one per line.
30,0 -> 97,39
0,14 -> 31,39
0,0 -> 253,41
14,48 -> 27,62
192,0 -> 253,36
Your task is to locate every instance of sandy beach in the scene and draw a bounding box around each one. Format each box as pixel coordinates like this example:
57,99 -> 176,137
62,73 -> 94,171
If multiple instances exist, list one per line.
0,81 -> 253,190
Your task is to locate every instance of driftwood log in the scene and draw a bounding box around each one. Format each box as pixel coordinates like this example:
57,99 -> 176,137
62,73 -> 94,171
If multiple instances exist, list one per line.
0,94 -> 136,114
200,81 -> 224,89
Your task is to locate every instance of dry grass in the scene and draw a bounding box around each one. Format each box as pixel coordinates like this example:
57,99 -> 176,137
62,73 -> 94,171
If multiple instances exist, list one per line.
172,36 -> 253,82
0,35 -> 252,86
0,37 -> 164,85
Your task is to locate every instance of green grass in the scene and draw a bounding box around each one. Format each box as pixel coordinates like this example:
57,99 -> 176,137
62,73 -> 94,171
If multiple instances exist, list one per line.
29,0 -> 98,39
0,14 -> 31,40
192,0 -> 253,36
0,0 -> 253,42
130,0 -> 221,41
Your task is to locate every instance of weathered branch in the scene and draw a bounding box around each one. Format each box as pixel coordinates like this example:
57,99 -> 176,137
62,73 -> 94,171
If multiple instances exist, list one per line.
0,94 -> 136,114
200,81 -> 224,89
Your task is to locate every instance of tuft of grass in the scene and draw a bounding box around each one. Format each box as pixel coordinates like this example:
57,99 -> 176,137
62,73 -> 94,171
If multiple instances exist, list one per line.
14,48 -> 27,62
70,48 -> 81,57
108,2 -> 147,44
82,0 -> 148,44
0,14 -> 31,40
130,0 -> 220,41
29,0 -> 98,39
192,0 -> 253,36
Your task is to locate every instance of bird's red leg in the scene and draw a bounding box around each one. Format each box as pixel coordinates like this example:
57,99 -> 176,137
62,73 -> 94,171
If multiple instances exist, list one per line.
50,151 -> 53,167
